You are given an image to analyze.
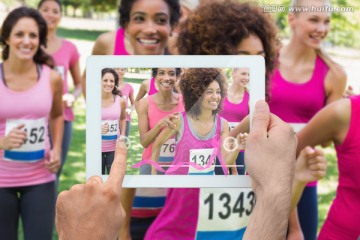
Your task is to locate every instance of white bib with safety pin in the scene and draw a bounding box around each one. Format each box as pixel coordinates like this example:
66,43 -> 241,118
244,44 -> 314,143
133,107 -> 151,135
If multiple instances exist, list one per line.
189,148 -> 215,175
159,138 -> 176,168
228,122 -> 238,132
4,118 -> 46,162
102,120 -> 119,140
195,188 -> 255,240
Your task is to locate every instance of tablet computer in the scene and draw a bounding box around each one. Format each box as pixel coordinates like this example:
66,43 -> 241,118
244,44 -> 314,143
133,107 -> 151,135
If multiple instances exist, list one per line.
86,56 -> 265,187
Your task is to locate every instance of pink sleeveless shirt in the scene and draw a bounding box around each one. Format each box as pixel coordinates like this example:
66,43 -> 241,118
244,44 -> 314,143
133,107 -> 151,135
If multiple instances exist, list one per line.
101,95 -> 121,152
113,28 -> 130,55
219,91 -> 249,122
132,94 -> 184,218
52,39 -> 80,122
166,112 -> 222,175
0,65 -> 54,187
145,113 -> 223,239
141,94 -> 184,161
269,55 -> 328,186
318,95 -> 360,240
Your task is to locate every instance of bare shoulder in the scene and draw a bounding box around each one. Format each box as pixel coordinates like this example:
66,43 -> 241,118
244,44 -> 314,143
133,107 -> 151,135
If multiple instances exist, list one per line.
327,63 -> 347,84
92,31 -> 116,55
332,98 -> 351,124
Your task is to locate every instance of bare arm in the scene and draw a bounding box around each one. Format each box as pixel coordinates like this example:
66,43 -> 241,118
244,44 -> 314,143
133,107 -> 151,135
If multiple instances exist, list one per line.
229,114 -> 250,138
69,60 -> 82,99
135,79 -> 150,102
120,98 -> 127,136
296,98 -> 350,154
47,70 -> 64,173
325,66 -> 347,105
151,118 -> 181,174
135,98 -> 178,148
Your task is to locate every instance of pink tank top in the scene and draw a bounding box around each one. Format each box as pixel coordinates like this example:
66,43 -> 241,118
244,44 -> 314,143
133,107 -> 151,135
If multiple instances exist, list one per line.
141,94 -> 184,162
148,77 -> 158,96
119,83 -> 134,122
269,55 -> 328,187
113,28 -> 130,55
269,55 -> 328,123
101,95 -> 121,152
220,91 -> 249,122
0,65 -> 54,187
145,113 -> 223,239
52,39 -> 80,122
132,94 -> 184,218
318,95 -> 360,239
166,112 -> 222,175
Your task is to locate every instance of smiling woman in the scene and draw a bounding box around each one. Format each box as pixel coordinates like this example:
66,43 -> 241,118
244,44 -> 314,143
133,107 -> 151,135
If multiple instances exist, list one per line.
37,0 -> 82,184
0,6 -> 63,239
101,68 -> 126,175
267,0 -> 347,238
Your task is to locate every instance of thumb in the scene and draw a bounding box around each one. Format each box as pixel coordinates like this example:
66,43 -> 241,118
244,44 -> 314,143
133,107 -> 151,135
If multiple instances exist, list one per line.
250,100 -> 270,139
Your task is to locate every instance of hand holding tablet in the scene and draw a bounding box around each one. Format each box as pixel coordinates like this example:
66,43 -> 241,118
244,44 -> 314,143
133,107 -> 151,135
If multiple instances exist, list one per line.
56,141 -> 127,240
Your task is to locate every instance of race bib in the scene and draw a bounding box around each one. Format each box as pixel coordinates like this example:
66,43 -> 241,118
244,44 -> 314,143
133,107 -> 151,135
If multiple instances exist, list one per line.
4,118 -> 46,162
55,66 -> 65,80
196,188 -> 255,240
159,138 -> 175,167
189,148 -> 215,175
102,120 -> 119,140
228,122 -> 238,132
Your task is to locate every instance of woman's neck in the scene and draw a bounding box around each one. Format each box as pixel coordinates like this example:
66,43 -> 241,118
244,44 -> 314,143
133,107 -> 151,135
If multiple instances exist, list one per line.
102,92 -> 113,100
284,37 -> 316,64
47,29 -> 57,41
4,58 -> 35,74
229,84 -> 245,95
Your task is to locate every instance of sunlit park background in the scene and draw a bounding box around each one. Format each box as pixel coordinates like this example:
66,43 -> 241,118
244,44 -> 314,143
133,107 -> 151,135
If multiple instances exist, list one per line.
1,0 -> 360,239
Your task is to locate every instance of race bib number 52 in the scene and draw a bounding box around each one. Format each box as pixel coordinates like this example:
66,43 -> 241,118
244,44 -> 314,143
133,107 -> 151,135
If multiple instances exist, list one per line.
4,118 -> 46,162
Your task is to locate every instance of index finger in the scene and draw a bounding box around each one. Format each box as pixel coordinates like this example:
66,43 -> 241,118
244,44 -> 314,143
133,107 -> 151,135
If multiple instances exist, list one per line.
106,140 -> 127,192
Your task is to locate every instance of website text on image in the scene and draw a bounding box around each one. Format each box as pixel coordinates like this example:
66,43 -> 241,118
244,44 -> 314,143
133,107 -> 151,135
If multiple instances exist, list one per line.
261,4 -> 354,13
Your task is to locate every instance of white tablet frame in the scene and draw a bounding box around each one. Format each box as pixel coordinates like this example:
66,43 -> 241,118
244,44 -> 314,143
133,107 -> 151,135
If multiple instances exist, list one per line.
86,56 -> 265,187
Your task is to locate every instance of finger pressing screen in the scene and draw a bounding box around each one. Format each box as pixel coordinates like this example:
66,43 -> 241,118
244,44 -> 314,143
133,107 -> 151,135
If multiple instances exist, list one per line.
106,141 -> 127,193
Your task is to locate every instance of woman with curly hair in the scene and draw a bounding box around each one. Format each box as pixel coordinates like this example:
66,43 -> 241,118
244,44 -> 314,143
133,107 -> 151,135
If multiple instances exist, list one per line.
177,0 -> 279,98
146,68 -> 246,239
101,68 -> 126,175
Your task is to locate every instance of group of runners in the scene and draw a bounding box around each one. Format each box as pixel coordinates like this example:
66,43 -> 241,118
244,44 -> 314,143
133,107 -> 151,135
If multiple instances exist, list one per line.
0,0 -> 359,239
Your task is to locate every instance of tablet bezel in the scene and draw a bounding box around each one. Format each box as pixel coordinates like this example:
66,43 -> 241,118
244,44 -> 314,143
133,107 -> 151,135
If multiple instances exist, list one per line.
86,55 -> 265,187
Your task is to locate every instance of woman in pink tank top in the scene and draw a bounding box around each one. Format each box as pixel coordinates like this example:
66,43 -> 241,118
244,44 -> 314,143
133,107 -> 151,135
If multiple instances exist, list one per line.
122,68 -> 182,240
146,68 -> 246,239
101,68 -> 126,175
0,7 -> 63,239
82,0 -> 181,99
294,95 -> 360,239
268,0 -> 347,238
220,67 -> 250,175
114,68 -> 134,137
38,0 -> 82,183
